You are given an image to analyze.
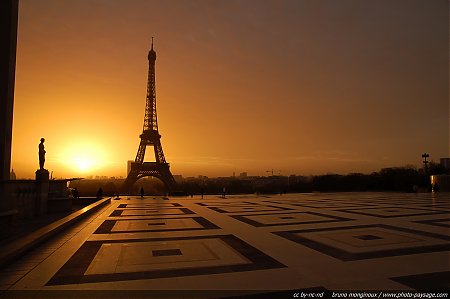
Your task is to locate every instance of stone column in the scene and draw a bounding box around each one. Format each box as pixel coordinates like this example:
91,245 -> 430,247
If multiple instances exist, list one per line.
35,169 -> 49,215
0,0 -> 18,181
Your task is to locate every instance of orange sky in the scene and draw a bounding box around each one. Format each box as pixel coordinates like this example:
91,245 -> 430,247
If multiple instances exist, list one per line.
11,0 -> 449,179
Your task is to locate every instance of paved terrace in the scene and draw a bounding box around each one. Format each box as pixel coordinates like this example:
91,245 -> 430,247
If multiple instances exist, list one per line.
0,192 -> 449,298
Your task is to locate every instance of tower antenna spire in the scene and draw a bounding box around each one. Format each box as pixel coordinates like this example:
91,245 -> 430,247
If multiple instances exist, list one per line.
151,36 -> 154,50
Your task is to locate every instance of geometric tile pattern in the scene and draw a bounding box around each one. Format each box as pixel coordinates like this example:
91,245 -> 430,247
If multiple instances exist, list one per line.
231,211 -> 352,227
110,208 -> 195,217
335,207 -> 448,218
196,201 -> 258,207
286,202 -> 375,209
3,192 -> 450,293
118,203 -> 182,208
414,218 -> 450,228
206,205 -> 293,214
94,217 -> 220,234
46,235 -> 286,285
274,224 -> 450,261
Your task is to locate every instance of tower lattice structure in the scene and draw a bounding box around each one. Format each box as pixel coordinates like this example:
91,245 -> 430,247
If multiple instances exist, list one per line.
123,39 -> 176,192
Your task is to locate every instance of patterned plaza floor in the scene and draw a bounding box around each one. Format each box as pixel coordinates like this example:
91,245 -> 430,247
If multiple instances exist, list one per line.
1,192 -> 449,296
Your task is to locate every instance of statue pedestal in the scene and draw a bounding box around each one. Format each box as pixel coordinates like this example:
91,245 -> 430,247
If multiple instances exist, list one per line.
35,169 -> 49,215
36,169 -> 49,181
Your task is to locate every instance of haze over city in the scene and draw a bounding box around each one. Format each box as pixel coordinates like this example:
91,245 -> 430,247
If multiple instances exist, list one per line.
11,0 -> 449,179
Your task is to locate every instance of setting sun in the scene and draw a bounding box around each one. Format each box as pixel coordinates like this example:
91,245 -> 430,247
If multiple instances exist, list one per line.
59,142 -> 108,175
72,156 -> 93,171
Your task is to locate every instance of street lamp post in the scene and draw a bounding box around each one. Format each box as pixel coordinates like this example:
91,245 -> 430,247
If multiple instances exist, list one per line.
422,153 -> 430,173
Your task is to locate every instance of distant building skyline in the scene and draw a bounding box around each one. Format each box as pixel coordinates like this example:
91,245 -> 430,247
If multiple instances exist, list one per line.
11,155 -> 450,181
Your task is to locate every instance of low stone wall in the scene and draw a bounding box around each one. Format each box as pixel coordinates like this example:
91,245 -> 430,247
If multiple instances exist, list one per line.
1,180 -> 38,219
0,180 -> 35,239
0,179 -> 73,238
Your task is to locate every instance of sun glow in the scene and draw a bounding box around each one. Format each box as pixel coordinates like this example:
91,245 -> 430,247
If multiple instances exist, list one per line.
73,156 -> 94,171
59,141 -> 109,174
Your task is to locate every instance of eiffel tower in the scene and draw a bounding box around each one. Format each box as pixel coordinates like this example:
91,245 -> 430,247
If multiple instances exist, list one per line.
123,38 -> 177,193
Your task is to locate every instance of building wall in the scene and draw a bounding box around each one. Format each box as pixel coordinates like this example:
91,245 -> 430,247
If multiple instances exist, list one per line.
440,158 -> 450,170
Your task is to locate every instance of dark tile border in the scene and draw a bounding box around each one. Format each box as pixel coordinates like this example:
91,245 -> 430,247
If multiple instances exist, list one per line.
289,203 -> 376,209
274,224 -> 450,261
117,203 -> 182,209
335,207 -> 449,218
414,218 -> 450,228
196,201 -> 259,207
94,217 -> 220,234
231,212 -> 352,227
109,208 -> 195,217
110,210 -> 122,216
419,204 -> 450,210
46,234 -> 286,285
390,271 -> 450,291
260,200 -> 303,205
152,249 -> 182,256
208,205 -> 293,214
354,234 -> 382,240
